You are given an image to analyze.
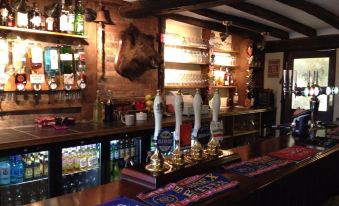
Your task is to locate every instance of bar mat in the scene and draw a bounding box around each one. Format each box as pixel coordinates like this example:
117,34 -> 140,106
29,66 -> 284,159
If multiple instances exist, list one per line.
268,145 -> 319,161
137,173 -> 239,206
98,196 -> 148,206
224,156 -> 292,177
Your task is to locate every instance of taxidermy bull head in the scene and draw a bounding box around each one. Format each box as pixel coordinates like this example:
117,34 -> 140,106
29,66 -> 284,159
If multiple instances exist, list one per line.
116,24 -> 162,81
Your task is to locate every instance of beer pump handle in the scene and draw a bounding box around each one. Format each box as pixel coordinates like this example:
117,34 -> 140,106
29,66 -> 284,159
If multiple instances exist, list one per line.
212,89 -> 221,122
174,90 -> 183,141
192,89 -> 202,139
153,90 -> 163,141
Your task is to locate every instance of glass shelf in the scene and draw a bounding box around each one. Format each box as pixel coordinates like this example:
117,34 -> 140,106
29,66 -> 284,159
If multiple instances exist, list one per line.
0,177 -> 48,188
0,25 -> 88,39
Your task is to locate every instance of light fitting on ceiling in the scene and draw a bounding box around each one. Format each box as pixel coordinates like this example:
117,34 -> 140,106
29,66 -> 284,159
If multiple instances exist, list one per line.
220,21 -> 232,42
257,32 -> 268,51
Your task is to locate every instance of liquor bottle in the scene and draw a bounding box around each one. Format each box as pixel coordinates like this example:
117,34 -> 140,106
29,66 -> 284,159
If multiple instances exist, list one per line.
104,90 -> 113,122
74,45 -> 86,89
24,154 -> 33,180
16,155 -> 24,183
0,157 -> 10,185
93,90 -> 103,123
66,0 -> 74,34
192,89 -> 202,138
233,90 -> 239,106
59,0 -> 68,33
33,153 -> 42,179
0,0 -> 11,26
44,46 -> 60,90
112,161 -> 120,181
59,45 -> 74,90
224,68 -> 230,86
73,146 -> 80,171
45,13 -> 54,31
28,2 -> 41,30
29,43 -> 43,70
15,0 -> 28,28
43,152 -> 48,177
74,0 -> 84,35
79,146 -> 87,171
12,39 -> 27,91
229,70 -> 234,85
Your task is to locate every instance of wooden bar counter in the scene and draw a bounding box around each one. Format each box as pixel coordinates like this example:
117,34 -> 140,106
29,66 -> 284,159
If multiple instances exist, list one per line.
25,135 -> 339,206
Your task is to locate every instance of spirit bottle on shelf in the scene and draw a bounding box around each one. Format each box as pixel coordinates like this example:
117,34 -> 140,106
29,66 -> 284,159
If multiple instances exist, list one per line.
0,0 -> 11,26
12,40 -> 27,91
28,2 -> 41,30
74,0 -> 84,35
44,46 -> 60,90
59,0 -> 68,33
60,45 -> 74,91
74,44 -> 86,89
224,68 -> 230,86
104,90 -> 113,122
45,2 -> 60,32
0,39 -> 9,91
15,0 -> 28,28
29,43 -> 44,92
93,90 -> 103,123
66,0 -> 75,34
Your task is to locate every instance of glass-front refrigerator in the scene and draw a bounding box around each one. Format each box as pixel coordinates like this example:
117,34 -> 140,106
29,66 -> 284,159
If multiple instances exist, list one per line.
0,151 -> 49,205
61,143 -> 101,194
110,137 -> 142,182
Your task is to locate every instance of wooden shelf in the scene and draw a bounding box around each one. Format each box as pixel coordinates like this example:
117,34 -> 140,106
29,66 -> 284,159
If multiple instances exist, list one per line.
164,85 -> 207,89
210,86 -> 236,89
233,130 -> 260,137
214,65 -> 238,68
165,61 -> 209,65
165,44 -> 208,50
211,48 -> 239,54
0,25 -> 88,39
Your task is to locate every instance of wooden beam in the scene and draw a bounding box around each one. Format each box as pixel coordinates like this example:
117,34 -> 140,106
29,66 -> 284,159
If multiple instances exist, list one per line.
119,0 -> 243,18
265,35 -> 339,52
193,9 -> 289,39
228,2 -> 316,37
164,14 -> 261,40
276,0 -> 339,30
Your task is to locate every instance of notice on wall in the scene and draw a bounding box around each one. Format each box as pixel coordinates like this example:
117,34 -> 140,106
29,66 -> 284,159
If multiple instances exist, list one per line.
268,59 -> 280,78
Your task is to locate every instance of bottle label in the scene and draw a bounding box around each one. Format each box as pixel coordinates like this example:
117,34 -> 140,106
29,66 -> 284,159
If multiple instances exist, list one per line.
0,40 -> 8,65
17,12 -> 28,27
114,148 -> 119,159
67,14 -> 75,32
59,14 -> 68,31
79,158 -> 87,169
30,16 -> 41,27
32,47 -> 43,64
43,164 -> 48,176
0,8 -> 8,19
25,168 -> 33,179
34,166 -> 41,177
30,74 -> 45,84
50,49 -> 59,70
46,17 -> 54,31
60,53 -> 73,61
88,156 -> 97,168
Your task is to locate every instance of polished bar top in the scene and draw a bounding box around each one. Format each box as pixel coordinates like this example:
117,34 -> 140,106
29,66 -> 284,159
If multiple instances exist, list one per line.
24,135 -> 339,206
0,107 -> 271,151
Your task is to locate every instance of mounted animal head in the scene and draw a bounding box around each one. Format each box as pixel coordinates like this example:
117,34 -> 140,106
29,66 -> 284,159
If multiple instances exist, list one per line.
116,24 -> 162,81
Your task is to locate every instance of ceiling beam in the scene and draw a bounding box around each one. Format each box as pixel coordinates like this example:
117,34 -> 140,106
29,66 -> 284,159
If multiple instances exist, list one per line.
164,14 -> 261,40
276,0 -> 339,30
228,2 -> 317,37
193,9 -> 289,39
119,0 -> 243,18
265,35 -> 339,52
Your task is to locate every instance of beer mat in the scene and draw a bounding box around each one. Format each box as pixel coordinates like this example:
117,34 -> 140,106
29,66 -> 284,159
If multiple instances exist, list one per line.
137,173 -> 239,206
224,156 -> 292,177
268,145 -> 319,161
98,196 -> 148,206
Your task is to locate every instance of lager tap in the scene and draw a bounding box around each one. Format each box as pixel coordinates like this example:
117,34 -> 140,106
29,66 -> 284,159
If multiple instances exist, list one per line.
153,89 -> 163,141
174,90 -> 183,142
192,89 -> 202,138
190,89 -> 203,161
171,90 -> 185,166
212,89 -> 221,122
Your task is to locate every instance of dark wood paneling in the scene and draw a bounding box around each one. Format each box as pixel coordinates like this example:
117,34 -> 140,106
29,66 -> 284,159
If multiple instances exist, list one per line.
193,9 -> 289,39
276,0 -> 339,30
228,2 -> 316,36
119,0 -> 243,18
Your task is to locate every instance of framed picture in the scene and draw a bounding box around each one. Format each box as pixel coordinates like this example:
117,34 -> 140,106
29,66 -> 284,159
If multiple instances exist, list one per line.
268,59 -> 280,78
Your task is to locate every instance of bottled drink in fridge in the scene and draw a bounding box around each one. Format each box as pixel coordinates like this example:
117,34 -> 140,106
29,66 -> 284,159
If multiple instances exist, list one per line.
0,157 -> 10,185
33,153 -> 42,179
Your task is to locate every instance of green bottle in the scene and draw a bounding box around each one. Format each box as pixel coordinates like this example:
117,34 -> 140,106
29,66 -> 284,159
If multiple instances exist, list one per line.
74,0 -> 84,35
59,45 -> 74,90
112,161 -> 120,181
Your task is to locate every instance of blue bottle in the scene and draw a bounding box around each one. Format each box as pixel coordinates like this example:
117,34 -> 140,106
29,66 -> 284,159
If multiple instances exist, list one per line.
15,155 -> 24,183
0,157 -> 11,185
10,156 -> 17,183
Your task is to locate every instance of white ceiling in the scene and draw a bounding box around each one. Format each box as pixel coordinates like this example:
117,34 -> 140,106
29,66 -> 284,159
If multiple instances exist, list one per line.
177,0 -> 339,40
